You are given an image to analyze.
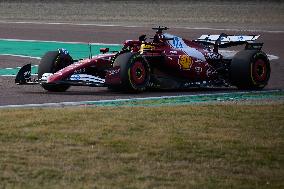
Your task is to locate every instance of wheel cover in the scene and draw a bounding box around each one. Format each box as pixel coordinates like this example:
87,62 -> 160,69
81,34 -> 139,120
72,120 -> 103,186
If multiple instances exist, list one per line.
252,59 -> 268,82
130,61 -> 146,85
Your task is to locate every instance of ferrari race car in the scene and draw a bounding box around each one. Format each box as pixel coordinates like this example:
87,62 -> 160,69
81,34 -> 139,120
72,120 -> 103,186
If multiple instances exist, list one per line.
15,26 -> 270,92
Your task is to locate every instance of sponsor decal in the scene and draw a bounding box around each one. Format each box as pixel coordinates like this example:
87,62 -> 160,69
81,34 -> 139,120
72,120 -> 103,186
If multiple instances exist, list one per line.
73,74 -> 81,80
238,36 -> 244,40
108,67 -> 120,75
24,71 -> 31,77
148,82 -> 160,88
195,67 -> 202,73
69,74 -> 105,83
169,50 -> 177,54
140,44 -> 155,52
172,37 -> 183,48
195,59 -> 204,63
178,55 -> 193,70
206,67 -> 216,77
74,68 -> 86,74
206,52 -> 222,60
105,66 -> 121,84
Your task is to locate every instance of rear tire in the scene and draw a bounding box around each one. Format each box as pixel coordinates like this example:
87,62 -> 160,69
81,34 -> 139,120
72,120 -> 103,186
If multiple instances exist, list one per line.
230,50 -> 270,90
111,52 -> 150,92
38,51 -> 73,92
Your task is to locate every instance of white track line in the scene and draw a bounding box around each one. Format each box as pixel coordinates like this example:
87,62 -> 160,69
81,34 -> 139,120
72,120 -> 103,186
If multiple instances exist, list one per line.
0,21 -> 283,33
0,90 -> 281,109
0,54 -> 41,59
179,26 -> 284,34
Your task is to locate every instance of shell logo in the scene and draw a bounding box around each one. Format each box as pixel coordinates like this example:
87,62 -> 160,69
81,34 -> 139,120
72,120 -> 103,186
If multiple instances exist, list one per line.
179,55 -> 193,70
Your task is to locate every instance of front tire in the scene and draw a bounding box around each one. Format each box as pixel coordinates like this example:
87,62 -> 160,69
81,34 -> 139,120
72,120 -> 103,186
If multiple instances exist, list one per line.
230,50 -> 270,90
38,51 -> 73,92
111,52 -> 150,92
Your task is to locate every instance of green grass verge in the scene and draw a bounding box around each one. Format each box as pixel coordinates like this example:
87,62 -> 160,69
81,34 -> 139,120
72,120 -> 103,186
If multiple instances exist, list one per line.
0,104 -> 283,188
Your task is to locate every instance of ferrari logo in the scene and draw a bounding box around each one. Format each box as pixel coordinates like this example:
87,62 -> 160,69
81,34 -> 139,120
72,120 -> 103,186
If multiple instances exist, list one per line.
179,55 -> 193,70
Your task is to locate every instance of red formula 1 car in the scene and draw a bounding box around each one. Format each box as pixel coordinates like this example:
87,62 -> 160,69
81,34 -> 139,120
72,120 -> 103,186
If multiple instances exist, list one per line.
16,27 -> 270,92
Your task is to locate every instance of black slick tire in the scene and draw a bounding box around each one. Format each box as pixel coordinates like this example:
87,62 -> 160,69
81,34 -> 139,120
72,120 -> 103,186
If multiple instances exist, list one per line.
38,51 -> 73,92
230,50 -> 270,90
111,52 -> 150,92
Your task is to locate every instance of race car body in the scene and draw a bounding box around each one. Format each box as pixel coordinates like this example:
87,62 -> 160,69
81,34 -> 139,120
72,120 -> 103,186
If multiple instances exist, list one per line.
15,27 -> 270,92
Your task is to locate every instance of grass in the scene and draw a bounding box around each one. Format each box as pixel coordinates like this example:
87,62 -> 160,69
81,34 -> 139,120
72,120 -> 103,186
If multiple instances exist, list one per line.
0,104 -> 283,188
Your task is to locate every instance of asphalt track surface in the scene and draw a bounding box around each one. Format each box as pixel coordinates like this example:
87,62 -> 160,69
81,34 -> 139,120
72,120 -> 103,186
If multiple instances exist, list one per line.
0,22 -> 283,106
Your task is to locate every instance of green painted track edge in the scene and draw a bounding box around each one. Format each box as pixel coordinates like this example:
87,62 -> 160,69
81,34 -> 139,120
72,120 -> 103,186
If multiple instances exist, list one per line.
0,90 -> 283,109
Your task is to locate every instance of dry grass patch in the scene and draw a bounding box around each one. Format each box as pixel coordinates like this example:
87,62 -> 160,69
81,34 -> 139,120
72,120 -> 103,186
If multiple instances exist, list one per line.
0,104 -> 283,188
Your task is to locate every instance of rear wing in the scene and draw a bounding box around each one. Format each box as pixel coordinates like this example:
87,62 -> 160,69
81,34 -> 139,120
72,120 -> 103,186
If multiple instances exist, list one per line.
197,34 -> 259,43
194,33 -> 262,52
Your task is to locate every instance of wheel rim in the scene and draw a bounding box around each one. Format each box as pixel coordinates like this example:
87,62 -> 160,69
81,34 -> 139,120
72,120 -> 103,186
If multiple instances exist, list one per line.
130,61 -> 146,85
252,59 -> 268,82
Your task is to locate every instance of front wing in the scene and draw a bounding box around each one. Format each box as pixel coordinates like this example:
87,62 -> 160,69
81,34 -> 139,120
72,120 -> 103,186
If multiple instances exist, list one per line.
15,64 -> 106,87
